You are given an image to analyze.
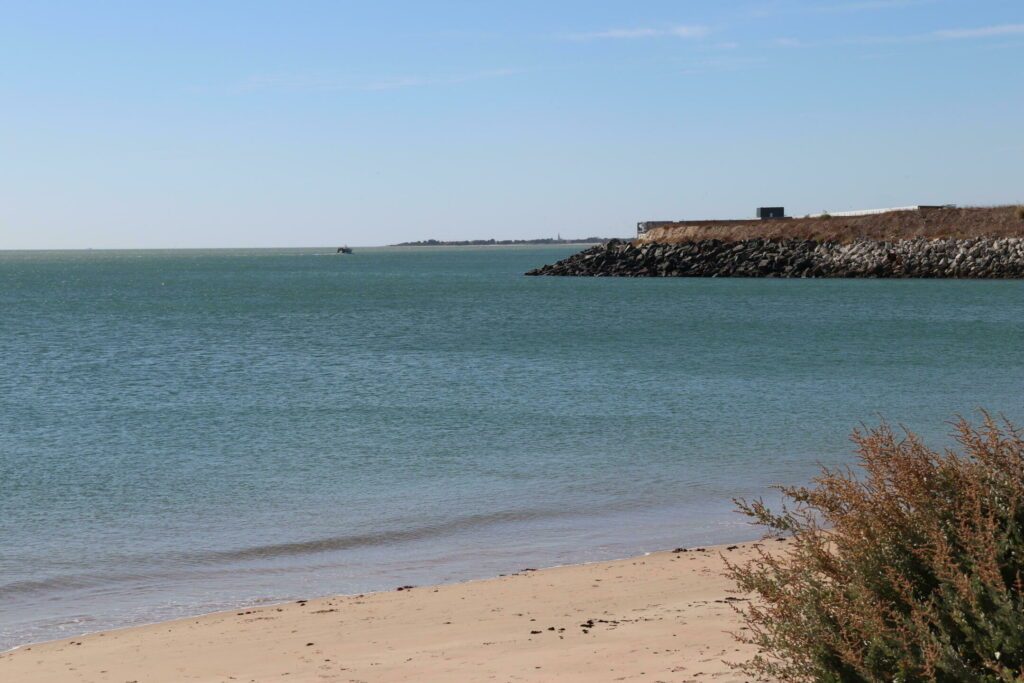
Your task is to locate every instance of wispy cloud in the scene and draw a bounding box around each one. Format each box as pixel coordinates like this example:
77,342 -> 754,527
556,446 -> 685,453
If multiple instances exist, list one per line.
564,25 -> 710,41
933,23 -> 1024,40
669,25 -> 711,38
774,23 -> 1024,48
236,69 -> 522,93
574,28 -> 662,40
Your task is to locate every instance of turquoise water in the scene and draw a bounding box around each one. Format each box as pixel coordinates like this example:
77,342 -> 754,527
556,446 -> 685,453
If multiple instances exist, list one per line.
1,246 -> 1022,650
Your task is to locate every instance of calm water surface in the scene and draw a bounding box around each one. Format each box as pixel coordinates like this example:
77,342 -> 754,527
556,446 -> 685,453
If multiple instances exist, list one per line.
1,246 -> 1022,650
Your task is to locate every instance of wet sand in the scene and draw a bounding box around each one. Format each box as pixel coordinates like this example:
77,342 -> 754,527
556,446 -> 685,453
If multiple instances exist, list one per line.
1,541 -> 772,682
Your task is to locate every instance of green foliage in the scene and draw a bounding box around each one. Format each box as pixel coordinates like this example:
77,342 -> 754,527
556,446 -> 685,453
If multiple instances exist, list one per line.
726,414 -> 1024,682
1014,205 -> 1024,221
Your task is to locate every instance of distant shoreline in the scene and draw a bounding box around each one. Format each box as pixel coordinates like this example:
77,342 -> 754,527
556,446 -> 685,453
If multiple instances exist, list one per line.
390,238 -> 623,247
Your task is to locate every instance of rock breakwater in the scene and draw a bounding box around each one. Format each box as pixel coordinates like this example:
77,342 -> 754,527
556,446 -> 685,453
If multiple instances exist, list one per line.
526,238 -> 1024,278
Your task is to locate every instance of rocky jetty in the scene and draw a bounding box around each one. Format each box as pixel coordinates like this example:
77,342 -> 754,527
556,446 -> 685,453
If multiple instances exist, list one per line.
525,238 -> 1024,278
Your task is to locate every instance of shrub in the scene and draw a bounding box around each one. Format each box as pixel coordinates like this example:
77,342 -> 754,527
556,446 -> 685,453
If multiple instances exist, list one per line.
1015,205 -> 1024,221
820,212 -> 832,220
726,414 -> 1024,682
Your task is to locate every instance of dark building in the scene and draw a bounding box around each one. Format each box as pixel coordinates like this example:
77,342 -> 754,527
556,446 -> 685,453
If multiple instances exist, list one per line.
757,207 -> 785,220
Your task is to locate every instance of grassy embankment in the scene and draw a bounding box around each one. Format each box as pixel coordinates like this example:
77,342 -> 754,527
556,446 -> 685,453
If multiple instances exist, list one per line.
637,205 -> 1024,245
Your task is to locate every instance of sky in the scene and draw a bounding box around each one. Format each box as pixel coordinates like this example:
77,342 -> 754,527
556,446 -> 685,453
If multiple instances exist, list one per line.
1,1 -> 1022,248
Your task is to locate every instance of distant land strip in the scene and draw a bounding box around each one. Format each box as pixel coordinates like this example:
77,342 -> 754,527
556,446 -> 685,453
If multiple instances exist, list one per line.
391,237 -> 620,247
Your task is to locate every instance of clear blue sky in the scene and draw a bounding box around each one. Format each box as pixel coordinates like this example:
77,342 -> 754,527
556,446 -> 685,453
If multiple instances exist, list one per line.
2,1 -> 1022,248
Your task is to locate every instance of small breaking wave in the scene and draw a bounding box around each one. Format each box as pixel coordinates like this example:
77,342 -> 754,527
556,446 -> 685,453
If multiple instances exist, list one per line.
0,505 -> 574,599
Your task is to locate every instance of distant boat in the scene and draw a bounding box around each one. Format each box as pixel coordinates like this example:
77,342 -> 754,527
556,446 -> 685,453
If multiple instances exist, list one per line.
337,246 -> 353,254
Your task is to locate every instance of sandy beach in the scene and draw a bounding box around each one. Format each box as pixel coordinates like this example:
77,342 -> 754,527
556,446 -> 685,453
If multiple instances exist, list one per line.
0,541 -> 770,682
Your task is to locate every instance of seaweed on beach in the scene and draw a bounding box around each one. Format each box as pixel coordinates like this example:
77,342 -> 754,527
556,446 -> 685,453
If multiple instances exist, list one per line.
726,413 -> 1024,682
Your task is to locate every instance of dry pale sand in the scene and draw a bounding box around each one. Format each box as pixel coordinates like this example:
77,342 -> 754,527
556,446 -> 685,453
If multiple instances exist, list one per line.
1,540 -> 779,682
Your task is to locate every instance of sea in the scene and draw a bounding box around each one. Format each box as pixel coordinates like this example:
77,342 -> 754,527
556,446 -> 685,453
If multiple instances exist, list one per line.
1,246 -> 1022,651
